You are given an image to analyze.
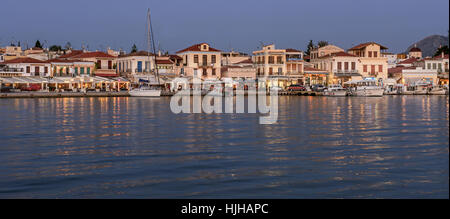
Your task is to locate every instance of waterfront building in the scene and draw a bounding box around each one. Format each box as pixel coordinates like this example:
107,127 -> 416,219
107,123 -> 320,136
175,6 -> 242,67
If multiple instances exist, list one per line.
60,51 -> 118,77
48,59 -> 95,77
347,42 -> 389,84
303,66 -> 328,86
309,45 -> 344,60
2,46 -> 23,62
221,58 -> 257,81
401,67 -> 438,86
315,51 -> 362,85
221,50 -> 251,66
117,51 -> 155,77
253,44 -> 287,78
381,52 -> 398,68
176,43 -> 222,79
0,57 -> 51,77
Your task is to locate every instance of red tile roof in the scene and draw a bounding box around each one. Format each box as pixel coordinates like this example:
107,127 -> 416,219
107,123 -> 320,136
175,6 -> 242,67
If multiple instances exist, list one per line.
397,57 -> 418,65
236,59 -> 254,64
176,43 -> 221,53
119,51 -> 154,58
58,50 -> 84,58
319,51 -> 356,59
348,42 -> 388,50
156,59 -> 173,64
2,57 -> 48,64
285,48 -> 301,53
71,51 -> 115,59
388,66 -> 404,74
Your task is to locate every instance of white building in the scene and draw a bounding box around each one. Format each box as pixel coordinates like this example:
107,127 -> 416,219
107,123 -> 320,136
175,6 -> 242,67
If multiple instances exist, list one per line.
0,57 -> 51,77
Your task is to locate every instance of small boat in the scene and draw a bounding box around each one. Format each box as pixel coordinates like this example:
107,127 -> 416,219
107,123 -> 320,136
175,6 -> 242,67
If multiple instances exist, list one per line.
428,86 -> 446,95
413,83 -> 430,95
324,84 -> 347,96
345,79 -> 384,97
383,78 -> 399,95
129,87 -> 161,97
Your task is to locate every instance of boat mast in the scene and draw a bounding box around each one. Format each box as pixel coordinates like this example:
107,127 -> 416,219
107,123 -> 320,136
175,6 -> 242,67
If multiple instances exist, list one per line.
147,8 -> 160,86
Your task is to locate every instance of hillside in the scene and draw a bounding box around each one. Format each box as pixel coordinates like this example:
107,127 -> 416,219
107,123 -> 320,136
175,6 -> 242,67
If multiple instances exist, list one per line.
405,35 -> 449,57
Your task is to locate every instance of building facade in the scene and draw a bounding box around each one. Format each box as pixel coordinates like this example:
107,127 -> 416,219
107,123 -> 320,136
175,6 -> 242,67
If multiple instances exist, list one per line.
176,43 -> 222,79
347,42 -> 389,84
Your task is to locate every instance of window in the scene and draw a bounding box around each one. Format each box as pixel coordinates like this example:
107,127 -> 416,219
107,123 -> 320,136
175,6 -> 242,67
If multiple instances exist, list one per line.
374,51 -> 378,57
87,67 -> 91,75
351,62 -> 356,70
344,62 -> 349,70
26,66 -> 30,73
269,56 -> 274,64
278,68 -> 282,74
75,67 -> 78,74
212,55 -> 216,64
378,65 -> 383,72
80,67 -> 85,74
203,45 -> 207,50
427,63 -> 431,69
363,65 -> 367,72
277,56 -> 282,64
202,55 -> 207,66
337,62 -> 342,70
44,67 -> 48,73
212,69 -> 216,75
368,51 -> 372,57
97,60 -> 101,69
438,63 -> 442,70
202,69 -> 207,76
194,55 -> 198,63
433,63 -> 437,69
269,67 -> 273,75
371,65 -> 375,74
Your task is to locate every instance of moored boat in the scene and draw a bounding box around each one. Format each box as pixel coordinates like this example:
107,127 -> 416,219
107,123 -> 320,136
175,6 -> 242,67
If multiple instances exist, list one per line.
345,79 -> 384,97
428,86 -> 446,95
324,84 -> 347,96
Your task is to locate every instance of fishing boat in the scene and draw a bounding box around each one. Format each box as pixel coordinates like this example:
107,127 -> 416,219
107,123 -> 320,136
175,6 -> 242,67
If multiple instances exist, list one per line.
324,84 -> 347,96
413,82 -> 430,95
345,79 -> 384,97
428,86 -> 446,95
129,9 -> 163,97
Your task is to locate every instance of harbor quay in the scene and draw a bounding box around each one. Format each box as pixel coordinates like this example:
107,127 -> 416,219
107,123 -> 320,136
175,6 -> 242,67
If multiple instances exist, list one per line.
1,42 -> 448,98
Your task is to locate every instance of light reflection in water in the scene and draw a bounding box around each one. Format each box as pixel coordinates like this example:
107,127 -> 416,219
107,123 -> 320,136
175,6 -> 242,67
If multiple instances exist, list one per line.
0,96 -> 448,198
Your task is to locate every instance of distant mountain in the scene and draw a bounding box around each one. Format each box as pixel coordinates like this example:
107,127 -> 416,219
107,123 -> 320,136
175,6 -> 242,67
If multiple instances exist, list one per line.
405,35 -> 449,57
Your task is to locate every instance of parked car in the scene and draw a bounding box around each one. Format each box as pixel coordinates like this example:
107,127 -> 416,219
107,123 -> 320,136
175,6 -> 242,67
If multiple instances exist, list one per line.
20,84 -> 41,91
287,84 -> 306,91
312,84 -> 326,92
0,86 -> 14,93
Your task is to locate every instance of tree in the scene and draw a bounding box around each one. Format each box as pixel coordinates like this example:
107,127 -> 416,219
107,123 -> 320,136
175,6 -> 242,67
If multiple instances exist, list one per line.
49,45 -> 62,52
305,40 -> 314,56
131,44 -> 138,53
34,40 -> 43,48
434,45 -> 449,57
318,41 -> 329,48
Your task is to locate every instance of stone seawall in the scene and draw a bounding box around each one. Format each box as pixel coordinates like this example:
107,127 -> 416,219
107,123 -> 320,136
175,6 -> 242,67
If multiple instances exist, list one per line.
0,91 -> 130,98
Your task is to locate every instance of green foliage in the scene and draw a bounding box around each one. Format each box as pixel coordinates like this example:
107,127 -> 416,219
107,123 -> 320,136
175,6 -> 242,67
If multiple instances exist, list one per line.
305,40 -> 314,56
34,40 -> 43,48
49,45 -> 62,52
131,44 -> 138,53
318,41 -> 329,48
434,45 -> 449,57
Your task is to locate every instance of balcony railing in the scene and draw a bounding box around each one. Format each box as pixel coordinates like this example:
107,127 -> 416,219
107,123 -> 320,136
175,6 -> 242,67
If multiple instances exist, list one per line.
0,68 -> 24,73
334,69 -> 358,74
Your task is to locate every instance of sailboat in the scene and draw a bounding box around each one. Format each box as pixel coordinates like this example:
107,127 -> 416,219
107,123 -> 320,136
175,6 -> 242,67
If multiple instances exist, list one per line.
129,9 -> 163,97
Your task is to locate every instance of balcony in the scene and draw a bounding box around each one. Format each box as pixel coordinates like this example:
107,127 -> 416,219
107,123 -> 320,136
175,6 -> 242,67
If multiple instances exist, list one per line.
0,67 -> 24,73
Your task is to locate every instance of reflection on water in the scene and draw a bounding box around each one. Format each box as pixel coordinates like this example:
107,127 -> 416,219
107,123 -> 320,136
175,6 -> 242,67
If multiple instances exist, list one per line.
0,96 -> 448,198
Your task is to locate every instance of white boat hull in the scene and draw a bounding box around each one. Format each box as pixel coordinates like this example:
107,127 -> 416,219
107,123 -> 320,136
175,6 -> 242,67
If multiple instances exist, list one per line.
325,90 -> 347,96
355,88 -> 384,97
429,89 -> 446,95
414,90 -> 428,95
129,89 -> 161,97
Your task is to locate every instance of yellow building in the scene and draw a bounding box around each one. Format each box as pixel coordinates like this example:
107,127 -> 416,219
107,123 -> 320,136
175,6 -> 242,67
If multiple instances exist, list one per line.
347,42 -> 389,84
316,51 -> 362,85
176,43 -> 222,79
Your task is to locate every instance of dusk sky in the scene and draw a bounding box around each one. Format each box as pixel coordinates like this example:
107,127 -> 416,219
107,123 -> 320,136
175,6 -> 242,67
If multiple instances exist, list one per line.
1,0 -> 448,54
